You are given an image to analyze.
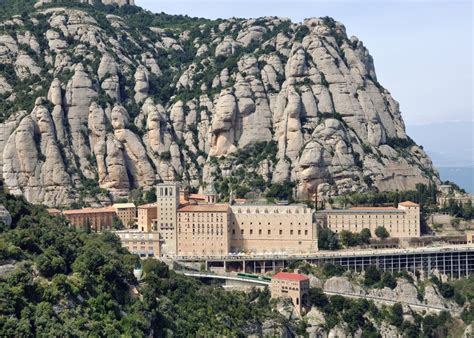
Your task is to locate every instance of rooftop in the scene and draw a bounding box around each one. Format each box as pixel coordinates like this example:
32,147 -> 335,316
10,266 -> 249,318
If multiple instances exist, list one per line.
350,206 -> 398,210
112,203 -> 136,209
137,203 -> 156,209
63,207 -> 116,215
398,201 -> 419,207
189,193 -> 206,200
178,204 -> 229,212
273,272 -> 309,281
320,209 -> 404,214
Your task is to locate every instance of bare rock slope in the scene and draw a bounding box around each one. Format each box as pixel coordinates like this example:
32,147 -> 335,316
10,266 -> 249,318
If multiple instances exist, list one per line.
0,2 -> 438,206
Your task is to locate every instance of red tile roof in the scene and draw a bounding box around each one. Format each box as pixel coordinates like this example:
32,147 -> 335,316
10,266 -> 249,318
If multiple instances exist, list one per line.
273,272 -> 309,281
398,201 -> 419,207
350,206 -> 397,210
63,207 -> 115,215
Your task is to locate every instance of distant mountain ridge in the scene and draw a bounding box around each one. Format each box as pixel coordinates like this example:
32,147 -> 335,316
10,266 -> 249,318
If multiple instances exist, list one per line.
0,0 -> 438,206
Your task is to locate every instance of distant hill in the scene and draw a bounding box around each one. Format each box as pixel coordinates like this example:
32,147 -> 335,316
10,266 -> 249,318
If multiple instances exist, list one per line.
407,121 -> 474,168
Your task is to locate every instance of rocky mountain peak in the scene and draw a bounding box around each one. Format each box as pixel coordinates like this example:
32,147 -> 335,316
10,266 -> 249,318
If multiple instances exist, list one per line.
0,4 -> 439,206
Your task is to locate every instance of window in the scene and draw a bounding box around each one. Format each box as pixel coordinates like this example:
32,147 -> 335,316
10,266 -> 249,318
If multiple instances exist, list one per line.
259,229 -> 262,235
279,229 -> 282,235
267,230 -> 271,235
305,230 -> 308,235
290,230 -> 293,235
241,229 -> 244,235
298,230 -> 301,235
250,229 -> 253,235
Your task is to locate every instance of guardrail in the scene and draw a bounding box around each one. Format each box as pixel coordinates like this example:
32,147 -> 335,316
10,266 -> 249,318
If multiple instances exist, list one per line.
174,244 -> 474,262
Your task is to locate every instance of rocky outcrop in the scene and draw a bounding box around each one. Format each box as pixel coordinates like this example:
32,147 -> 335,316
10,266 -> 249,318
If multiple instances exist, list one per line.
0,5 -> 439,206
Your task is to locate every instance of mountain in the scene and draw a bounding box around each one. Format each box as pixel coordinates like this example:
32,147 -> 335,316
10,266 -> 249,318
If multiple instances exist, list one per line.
0,0 -> 438,206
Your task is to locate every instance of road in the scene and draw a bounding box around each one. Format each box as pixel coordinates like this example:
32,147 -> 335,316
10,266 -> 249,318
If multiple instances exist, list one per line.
181,271 -> 450,313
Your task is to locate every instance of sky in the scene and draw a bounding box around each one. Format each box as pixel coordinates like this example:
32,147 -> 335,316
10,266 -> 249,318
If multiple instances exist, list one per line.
136,0 -> 473,127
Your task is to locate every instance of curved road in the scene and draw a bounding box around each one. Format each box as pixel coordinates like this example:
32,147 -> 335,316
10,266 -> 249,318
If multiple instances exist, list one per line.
182,271 -> 449,313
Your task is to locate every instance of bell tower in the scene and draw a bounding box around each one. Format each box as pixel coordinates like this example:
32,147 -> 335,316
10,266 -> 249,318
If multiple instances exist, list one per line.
156,182 -> 180,255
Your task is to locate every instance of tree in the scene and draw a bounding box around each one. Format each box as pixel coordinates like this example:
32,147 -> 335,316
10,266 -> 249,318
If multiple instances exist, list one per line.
388,303 -> 404,327
438,283 -> 454,298
142,258 -> 169,278
375,226 -> 389,239
112,215 -> 124,230
309,287 -> 328,308
364,266 -> 381,286
359,228 -> 371,244
339,230 -> 360,247
381,272 -> 397,289
318,228 -> 339,250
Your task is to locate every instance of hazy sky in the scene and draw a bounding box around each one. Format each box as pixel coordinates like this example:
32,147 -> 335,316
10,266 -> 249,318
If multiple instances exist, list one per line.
136,0 -> 473,126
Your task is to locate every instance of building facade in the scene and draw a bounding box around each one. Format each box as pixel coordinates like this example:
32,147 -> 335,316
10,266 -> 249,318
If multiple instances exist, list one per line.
112,203 -> 136,227
320,201 -> 420,238
157,183 -> 180,255
230,204 -> 317,254
114,230 -> 161,258
270,272 -> 310,315
137,203 -> 157,232
63,207 -> 116,232
154,183 -> 317,257
177,204 -> 230,256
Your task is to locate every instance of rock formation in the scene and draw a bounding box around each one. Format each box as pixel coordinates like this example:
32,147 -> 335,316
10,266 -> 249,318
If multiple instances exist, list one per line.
0,4 -> 439,206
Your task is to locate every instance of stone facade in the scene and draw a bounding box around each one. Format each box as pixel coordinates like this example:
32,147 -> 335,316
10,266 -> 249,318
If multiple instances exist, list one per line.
112,203 -> 136,227
63,207 -> 115,232
157,183 -> 180,255
321,201 -> 420,238
177,204 -> 230,256
114,230 -> 160,258
137,203 -> 157,232
230,204 -> 317,254
157,183 -> 317,257
270,272 -> 310,315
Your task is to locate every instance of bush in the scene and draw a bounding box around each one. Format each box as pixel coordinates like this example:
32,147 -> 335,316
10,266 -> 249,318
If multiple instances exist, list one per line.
364,266 -> 381,287
322,263 -> 345,278
318,228 -> 339,250
380,272 -> 397,289
359,228 -> 371,244
388,303 -> 404,327
309,287 -> 329,308
375,226 -> 389,239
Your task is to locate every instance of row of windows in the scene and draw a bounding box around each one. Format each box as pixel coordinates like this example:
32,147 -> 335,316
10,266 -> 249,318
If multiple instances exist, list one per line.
234,208 -> 309,214
233,221 -> 309,226
180,230 -> 225,235
231,229 -> 309,236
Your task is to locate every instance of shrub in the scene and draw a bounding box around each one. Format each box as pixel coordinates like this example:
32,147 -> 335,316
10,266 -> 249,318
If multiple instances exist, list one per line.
364,266 -> 381,287
375,226 -> 389,239
318,228 -> 339,250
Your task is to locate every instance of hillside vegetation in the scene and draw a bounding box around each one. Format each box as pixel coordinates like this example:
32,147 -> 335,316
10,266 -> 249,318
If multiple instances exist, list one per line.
0,0 -> 438,207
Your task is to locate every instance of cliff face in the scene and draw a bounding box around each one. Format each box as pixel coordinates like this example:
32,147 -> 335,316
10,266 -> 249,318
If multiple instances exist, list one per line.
0,2 -> 438,206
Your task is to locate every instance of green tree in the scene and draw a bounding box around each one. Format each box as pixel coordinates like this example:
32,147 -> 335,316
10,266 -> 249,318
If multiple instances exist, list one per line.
318,228 -> 339,250
380,272 -> 397,289
359,228 -> 371,244
364,266 -> 381,286
388,303 -> 404,327
375,226 -> 389,239
309,287 -> 329,308
112,215 -> 124,230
